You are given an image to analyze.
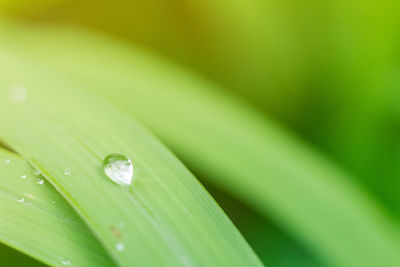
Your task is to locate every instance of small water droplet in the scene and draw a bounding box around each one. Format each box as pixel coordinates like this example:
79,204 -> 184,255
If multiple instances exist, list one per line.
61,258 -> 71,266
36,178 -> 44,185
64,169 -> 71,176
116,243 -> 125,252
18,198 -> 24,203
33,169 -> 41,175
103,153 -> 133,186
52,200 -> 56,204
4,159 -> 10,164
20,175 -> 27,179
8,85 -> 27,103
27,202 -> 32,206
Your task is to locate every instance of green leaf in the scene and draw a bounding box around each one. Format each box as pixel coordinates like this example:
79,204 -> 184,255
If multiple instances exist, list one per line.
0,243 -> 46,267
0,148 -> 114,266
0,47 -> 261,266
1,22 -> 399,267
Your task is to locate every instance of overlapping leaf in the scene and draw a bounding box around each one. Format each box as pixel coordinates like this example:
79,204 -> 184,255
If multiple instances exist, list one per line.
0,148 -> 114,266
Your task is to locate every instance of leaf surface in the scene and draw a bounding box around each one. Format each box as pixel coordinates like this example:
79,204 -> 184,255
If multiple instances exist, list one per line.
0,148 -> 114,266
0,45 -> 261,266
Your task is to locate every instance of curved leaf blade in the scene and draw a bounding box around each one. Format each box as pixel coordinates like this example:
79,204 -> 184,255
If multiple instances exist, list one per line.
0,148 -> 114,266
0,51 -> 262,266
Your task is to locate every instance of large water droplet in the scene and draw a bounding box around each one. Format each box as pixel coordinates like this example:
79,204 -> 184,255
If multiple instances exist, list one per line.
8,85 -> 27,103
36,178 -> 44,185
103,153 -> 133,186
116,243 -> 125,252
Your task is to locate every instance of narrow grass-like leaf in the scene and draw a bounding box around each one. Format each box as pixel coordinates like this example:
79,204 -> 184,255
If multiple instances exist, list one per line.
2,23 -> 400,267
0,148 -> 114,266
0,50 -> 262,266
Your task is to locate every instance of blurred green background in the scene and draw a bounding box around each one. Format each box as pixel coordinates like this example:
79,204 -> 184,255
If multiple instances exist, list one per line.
1,0 -> 400,266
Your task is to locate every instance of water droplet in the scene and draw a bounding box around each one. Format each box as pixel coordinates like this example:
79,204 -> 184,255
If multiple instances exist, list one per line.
4,159 -> 10,164
103,153 -> 133,186
61,258 -> 71,266
33,169 -> 41,175
18,198 -> 24,203
52,200 -> 56,204
116,243 -> 125,252
118,221 -> 125,228
36,178 -> 44,185
27,202 -> 32,206
8,85 -> 27,103
64,169 -> 71,176
20,175 -> 27,179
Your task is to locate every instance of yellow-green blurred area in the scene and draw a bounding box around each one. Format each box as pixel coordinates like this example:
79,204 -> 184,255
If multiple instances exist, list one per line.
1,0 -> 400,266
